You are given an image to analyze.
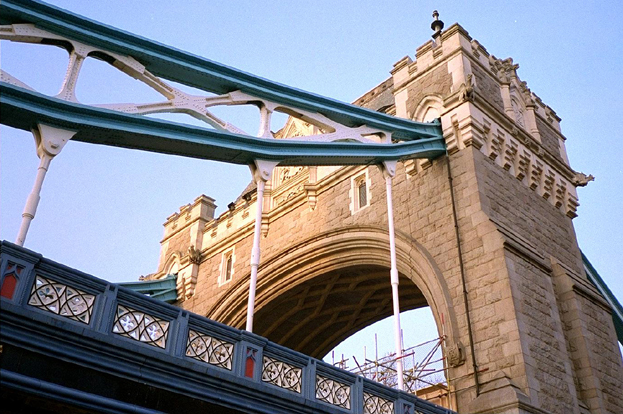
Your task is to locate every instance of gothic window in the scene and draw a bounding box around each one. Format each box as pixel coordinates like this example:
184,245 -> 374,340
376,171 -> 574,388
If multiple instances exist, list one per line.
220,249 -> 235,285
167,261 -> 179,276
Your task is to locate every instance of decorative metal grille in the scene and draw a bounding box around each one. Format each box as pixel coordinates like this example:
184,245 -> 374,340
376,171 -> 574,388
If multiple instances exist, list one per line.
358,180 -> 367,207
262,355 -> 302,393
112,305 -> 169,348
186,329 -> 234,370
364,393 -> 394,414
28,275 -> 95,324
316,375 -> 351,409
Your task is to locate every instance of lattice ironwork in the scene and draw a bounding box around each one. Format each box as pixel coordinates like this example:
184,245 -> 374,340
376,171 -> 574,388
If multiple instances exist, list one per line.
315,375 -> 351,409
261,355 -> 302,393
112,305 -> 169,348
186,329 -> 234,370
364,393 -> 394,414
0,1 -> 446,170
28,275 -> 95,324
0,23 -> 388,144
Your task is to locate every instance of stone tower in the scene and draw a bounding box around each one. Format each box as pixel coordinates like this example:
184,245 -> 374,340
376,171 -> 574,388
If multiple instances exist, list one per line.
147,20 -> 623,414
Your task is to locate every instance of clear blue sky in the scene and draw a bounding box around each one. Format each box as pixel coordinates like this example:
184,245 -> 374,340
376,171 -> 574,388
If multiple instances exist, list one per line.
1,1 -> 621,362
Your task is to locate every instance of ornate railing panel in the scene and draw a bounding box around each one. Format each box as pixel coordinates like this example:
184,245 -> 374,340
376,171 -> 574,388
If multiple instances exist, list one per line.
112,304 -> 170,348
186,329 -> 234,370
364,392 -> 395,414
28,274 -> 95,324
262,355 -> 303,393
316,375 -> 352,409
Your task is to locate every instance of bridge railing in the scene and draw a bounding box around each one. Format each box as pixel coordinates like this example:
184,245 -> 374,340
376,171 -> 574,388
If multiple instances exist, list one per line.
0,240 -> 456,414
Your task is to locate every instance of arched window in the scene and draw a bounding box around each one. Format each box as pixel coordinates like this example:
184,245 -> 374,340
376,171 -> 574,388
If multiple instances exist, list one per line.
412,95 -> 443,122
167,261 -> 179,276
225,254 -> 233,282
220,249 -> 235,285
358,179 -> 367,209
350,169 -> 370,214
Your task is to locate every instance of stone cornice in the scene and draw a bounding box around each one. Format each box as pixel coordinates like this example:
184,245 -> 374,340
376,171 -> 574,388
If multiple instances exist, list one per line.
464,88 -> 575,181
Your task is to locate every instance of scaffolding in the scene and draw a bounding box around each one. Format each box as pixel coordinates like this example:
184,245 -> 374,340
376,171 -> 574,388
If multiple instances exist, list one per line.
330,334 -> 449,406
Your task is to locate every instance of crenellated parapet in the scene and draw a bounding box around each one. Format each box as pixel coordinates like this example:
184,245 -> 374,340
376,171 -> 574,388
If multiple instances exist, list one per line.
155,195 -> 216,299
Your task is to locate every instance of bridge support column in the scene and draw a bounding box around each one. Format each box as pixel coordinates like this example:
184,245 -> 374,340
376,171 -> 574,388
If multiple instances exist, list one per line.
381,160 -> 404,391
15,124 -> 76,246
246,160 -> 278,332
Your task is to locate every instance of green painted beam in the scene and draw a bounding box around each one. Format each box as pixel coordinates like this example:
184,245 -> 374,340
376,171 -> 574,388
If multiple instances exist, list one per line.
582,252 -> 623,344
1,83 -> 446,166
0,0 -> 442,143
119,274 -> 178,304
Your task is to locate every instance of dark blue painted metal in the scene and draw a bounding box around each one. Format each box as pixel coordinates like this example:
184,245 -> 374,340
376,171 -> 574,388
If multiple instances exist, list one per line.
0,240 -> 457,414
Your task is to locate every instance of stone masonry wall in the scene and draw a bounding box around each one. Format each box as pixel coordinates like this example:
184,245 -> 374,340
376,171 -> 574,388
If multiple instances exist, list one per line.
475,149 -> 581,273
405,64 -> 453,117
536,116 -> 564,163
578,294 -> 623,413
471,64 -> 505,112
508,251 -> 577,413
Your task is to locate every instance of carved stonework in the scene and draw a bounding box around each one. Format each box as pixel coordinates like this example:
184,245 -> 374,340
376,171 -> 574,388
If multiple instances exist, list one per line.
278,166 -> 304,186
187,245 -> 202,265
459,73 -> 475,102
444,342 -> 465,367
511,99 -> 525,128
572,172 -> 594,187
490,56 -> 519,84
276,184 -> 305,206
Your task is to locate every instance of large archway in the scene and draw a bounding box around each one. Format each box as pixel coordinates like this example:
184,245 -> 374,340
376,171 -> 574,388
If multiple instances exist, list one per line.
207,226 -> 460,359
252,264 -> 425,357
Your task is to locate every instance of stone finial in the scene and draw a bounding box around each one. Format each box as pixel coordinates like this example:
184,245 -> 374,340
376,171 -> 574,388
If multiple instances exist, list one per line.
431,10 -> 445,38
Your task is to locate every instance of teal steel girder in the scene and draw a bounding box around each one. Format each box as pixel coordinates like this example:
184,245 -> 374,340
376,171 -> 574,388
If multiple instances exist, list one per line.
0,83 -> 446,165
0,0 -> 445,165
582,252 -> 623,344
119,274 -> 178,303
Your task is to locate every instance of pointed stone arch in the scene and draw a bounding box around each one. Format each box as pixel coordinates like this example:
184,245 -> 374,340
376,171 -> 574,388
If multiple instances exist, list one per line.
161,251 -> 184,299
411,95 -> 444,122
207,225 -> 460,358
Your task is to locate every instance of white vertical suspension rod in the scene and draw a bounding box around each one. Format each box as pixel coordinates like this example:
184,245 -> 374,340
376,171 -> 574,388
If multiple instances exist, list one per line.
16,154 -> 52,246
382,161 -> 404,391
245,160 -> 278,332
16,125 -> 76,246
246,178 -> 265,332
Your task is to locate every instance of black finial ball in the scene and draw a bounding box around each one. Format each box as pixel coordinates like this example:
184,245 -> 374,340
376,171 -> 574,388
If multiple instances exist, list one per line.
431,10 -> 444,34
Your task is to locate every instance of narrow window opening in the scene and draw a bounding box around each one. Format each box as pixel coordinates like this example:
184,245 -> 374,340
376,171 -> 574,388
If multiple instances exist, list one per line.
220,249 -> 235,285
225,255 -> 233,282
358,180 -> 367,208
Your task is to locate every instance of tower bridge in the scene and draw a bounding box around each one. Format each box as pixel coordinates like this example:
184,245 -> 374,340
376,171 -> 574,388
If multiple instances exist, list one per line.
1,1 -> 622,413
